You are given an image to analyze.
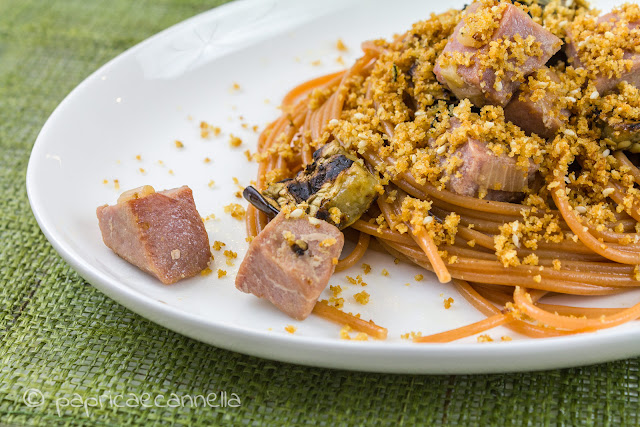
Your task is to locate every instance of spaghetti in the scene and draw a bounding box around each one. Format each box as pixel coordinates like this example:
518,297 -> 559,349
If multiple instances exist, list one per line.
245,1 -> 640,342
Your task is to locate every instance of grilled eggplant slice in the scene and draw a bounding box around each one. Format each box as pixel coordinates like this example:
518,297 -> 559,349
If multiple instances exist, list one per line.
245,142 -> 379,229
602,119 -> 640,153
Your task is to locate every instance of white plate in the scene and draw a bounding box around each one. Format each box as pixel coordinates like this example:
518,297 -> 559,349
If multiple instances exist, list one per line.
27,0 -> 640,374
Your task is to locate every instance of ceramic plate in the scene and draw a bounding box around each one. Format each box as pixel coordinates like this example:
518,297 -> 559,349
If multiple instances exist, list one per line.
27,0 -> 640,373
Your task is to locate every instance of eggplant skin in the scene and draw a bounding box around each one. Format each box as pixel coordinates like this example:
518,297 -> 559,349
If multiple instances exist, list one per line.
260,142 -> 379,229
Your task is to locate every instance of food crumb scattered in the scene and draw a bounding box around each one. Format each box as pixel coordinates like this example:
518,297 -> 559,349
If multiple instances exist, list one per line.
401,331 -> 423,340
135,155 -> 142,161
213,241 -> 226,251
102,179 -> 108,184
114,179 -> 120,190
200,267 -> 213,276
224,203 -> 246,219
444,297 -> 454,309
284,325 -> 297,334
311,60 -> 322,66
224,249 -> 237,266
381,269 -> 389,276
200,121 -> 221,138
231,82 -> 241,91
175,140 -> 184,148
501,336 -> 512,342
204,157 -> 211,164
138,168 -> 146,174
361,263 -> 371,274
217,269 -> 227,278
336,38 -> 348,51
320,237 -> 337,248
414,274 -> 424,281
329,297 -> 344,309
353,291 -> 370,305
244,149 -> 253,161
229,134 -> 242,147
477,334 -> 493,343
340,324 -> 352,339
208,180 -> 215,188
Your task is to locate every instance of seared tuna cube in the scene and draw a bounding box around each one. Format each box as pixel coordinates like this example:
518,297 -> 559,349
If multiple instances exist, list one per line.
434,1 -> 562,106
440,120 -> 539,201
235,211 -> 344,320
565,10 -> 640,94
97,185 -> 211,284
503,67 -> 569,139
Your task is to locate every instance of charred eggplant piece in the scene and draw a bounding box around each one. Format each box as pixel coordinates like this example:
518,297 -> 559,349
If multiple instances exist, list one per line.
245,142 -> 379,229
602,119 -> 640,153
242,186 -> 280,217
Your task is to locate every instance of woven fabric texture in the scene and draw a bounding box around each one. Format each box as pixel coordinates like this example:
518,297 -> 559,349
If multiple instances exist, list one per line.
1,0 -> 639,425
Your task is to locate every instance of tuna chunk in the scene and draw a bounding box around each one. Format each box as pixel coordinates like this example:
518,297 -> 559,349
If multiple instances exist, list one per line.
565,11 -> 640,94
236,211 -> 344,320
503,67 -> 569,139
441,121 -> 539,201
96,186 -> 211,284
434,1 -> 562,106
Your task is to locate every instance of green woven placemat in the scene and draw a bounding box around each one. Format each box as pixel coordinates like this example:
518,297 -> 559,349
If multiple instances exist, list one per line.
1,1 -> 639,425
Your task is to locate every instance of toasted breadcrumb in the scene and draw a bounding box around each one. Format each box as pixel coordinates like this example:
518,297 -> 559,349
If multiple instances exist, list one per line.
401,331 -> 423,340
477,334 -> 494,343
200,267 -> 213,276
217,269 -> 227,278
329,297 -> 345,309
320,237 -> 337,247
175,140 -> 184,148
224,250 -> 237,266
330,285 -> 343,297
362,263 -> 372,274
381,269 -> 389,277
285,325 -> 297,334
444,297 -> 454,309
353,291 -> 370,305
414,274 -> 424,281
336,38 -> 348,51
229,134 -> 242,147
224,203 -> 246,219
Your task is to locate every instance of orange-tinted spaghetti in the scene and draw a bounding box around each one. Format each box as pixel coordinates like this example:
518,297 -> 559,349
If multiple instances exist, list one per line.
246,0 -> 640,342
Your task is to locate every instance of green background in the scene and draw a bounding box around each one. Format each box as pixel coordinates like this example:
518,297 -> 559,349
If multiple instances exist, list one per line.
0,0 -> 638,425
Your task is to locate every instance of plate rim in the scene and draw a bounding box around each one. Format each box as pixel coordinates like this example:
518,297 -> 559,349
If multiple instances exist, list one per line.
25,0 -> 640,374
